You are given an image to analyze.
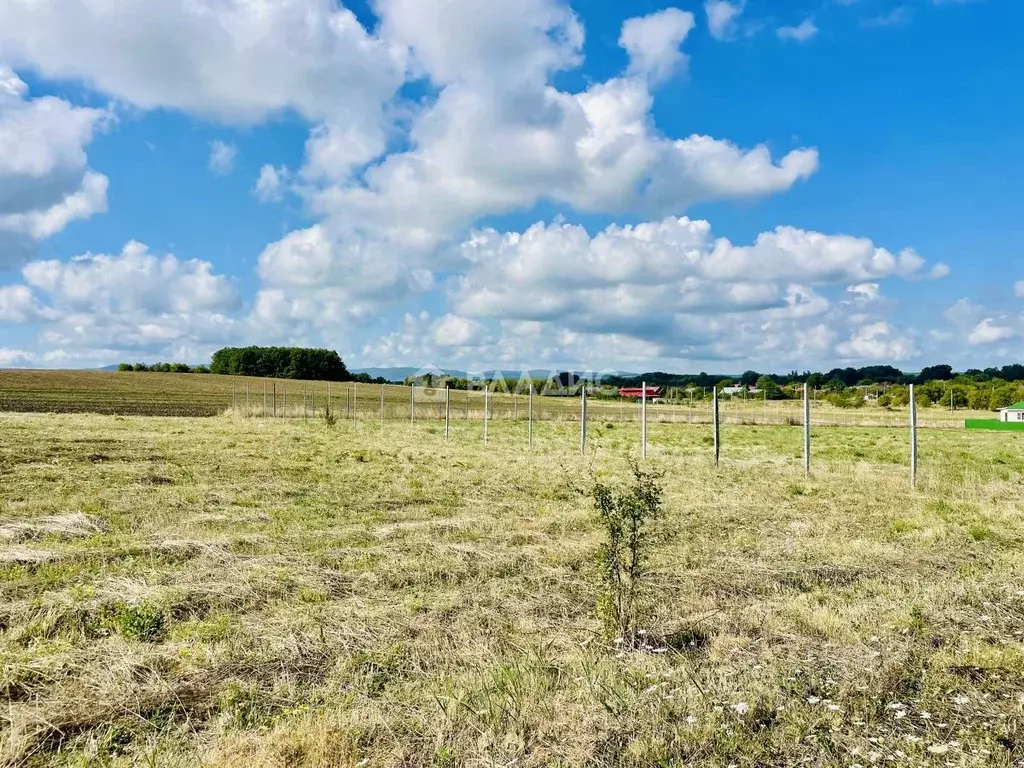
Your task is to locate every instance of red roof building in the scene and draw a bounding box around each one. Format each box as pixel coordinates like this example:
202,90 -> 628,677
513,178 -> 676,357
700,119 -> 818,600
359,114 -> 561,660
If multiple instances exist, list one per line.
618,386 -> 663,399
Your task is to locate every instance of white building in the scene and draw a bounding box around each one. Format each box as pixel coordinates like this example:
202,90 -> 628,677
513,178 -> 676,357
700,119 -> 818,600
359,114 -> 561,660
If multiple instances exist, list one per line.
997,402 -> 1024,422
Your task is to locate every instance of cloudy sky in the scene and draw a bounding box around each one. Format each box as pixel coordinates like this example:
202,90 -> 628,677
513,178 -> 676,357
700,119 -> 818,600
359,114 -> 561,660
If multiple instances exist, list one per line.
0,0 -> 1021,373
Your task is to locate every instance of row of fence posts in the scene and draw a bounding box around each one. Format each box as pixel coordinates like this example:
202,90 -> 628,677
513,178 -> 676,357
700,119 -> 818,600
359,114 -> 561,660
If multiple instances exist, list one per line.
230,377 -> 922,489
435,379 -> 920,488
231,379 -> 379,421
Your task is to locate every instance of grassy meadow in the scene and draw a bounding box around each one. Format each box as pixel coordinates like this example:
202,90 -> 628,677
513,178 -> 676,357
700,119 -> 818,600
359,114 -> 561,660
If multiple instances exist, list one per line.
1,412 -> 1022,766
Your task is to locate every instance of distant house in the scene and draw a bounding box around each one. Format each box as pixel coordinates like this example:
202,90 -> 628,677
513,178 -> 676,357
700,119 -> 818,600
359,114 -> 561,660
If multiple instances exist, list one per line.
721,385 -> 760,396
998,402 -> 1024,423
618,386 -> 663,400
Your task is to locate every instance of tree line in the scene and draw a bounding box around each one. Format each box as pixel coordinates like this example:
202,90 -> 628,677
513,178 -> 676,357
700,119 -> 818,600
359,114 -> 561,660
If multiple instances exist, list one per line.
210,347 -> 351,380
118,362 -> 210,373
119,347 -> 384,384
605,363 -> 1024,391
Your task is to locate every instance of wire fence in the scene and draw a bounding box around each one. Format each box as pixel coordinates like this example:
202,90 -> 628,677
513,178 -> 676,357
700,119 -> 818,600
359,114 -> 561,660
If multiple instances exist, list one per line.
228,381 -> 943,490
1,371 -> 1000,490
226,380 -> 980,430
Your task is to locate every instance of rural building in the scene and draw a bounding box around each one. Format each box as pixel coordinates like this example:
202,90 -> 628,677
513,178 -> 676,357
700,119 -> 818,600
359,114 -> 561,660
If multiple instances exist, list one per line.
998,402 -> 1024,422
618,386 -> 664,400
721,385 -> 761,396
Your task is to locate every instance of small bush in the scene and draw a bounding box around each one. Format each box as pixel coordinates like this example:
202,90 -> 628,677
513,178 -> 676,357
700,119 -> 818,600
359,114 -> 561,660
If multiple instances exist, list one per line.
591,460 -> 665,646
323,410 -> 337,427
97,602 -> 165,642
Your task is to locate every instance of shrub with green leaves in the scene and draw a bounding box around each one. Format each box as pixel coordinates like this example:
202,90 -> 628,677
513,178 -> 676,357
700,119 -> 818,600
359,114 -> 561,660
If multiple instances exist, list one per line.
97,602 -> 165,642
591,460 -> 665,646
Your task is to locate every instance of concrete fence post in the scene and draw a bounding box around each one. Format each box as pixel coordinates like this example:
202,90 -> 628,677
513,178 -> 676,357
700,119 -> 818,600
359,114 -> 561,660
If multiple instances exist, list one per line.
641,380 -> 648,459
580,382 -> 588,456
528,382 -> 534,448
910,384 -> 918,489
445,385 -> 451,442
713,386 -> 720,468
803,383 -> 811,476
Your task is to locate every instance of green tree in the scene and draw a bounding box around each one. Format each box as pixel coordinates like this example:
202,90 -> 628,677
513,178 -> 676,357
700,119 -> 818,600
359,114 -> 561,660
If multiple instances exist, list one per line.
210,346 -> 350,381
740,370 -> 760,387
990,387 -> 1017,410
755,375 -> 785,400
918,380 -> 945,404
888,385 -> 910,407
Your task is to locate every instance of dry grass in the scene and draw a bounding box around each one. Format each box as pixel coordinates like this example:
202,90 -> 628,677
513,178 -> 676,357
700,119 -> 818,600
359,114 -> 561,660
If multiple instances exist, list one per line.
0,413 -> 1022,767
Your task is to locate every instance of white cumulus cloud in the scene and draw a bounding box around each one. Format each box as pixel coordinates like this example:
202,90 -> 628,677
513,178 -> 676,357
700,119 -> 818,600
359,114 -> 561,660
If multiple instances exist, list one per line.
289,0 -> 818,292
968,318 -> 1015,345
22,241 -> 239,315
777,19 -> 819,42
836,322 -> 917,361
431,314 -> 489,348
208,140 -> 237,176
620,8 -> 696,84
439,216 -> 937,366
0,65 -> 109,263
254,165 -> 285,203
248,0 -> 819,343
0,0 -> 405,125
0,284 -> 48,322
3,242 -> 242,364
705,0 -> 746,41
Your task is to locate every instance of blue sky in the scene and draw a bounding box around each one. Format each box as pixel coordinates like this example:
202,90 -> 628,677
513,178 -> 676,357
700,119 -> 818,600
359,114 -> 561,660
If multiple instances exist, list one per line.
0,0 -> 1021,373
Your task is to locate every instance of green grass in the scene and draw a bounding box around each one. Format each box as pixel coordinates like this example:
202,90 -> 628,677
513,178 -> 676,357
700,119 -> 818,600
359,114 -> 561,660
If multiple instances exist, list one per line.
1,414 -> 1023,766
965,419 -> 1024,431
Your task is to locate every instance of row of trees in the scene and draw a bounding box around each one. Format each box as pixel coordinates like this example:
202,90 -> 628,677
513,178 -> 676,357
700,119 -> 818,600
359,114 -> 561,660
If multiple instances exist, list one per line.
608,363 -> 1024,392
708,377 -> 1024,411
210,347 -> 350,380
119,348 -> 393,384
117,362 -> 210,373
